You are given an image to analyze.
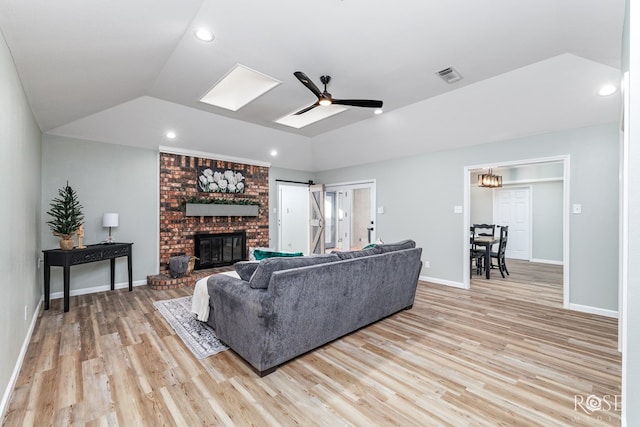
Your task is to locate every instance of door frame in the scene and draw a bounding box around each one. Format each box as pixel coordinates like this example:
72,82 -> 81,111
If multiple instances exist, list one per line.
463,155 -> 570,309
324,180 -> 377,249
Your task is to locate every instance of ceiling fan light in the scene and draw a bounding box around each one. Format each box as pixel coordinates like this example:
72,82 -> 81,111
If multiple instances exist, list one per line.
319,98 -> 332,106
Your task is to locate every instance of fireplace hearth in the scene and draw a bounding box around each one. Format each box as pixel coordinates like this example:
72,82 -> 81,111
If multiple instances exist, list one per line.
195,232 -> 246,269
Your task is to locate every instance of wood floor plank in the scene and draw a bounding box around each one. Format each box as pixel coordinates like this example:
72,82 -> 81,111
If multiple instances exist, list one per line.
2,260 -> 622,426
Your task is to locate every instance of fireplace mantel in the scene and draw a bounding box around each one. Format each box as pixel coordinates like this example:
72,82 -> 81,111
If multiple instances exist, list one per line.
185,203 -> 259,217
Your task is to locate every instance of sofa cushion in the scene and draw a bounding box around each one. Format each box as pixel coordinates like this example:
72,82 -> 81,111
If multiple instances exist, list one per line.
334,246 -> 382,260
234,261 -> 260,281
376,239 -> 416,253
249,254 -> 340,289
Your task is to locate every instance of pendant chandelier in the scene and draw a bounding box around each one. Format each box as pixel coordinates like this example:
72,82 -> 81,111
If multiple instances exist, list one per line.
478,168 -> 502,188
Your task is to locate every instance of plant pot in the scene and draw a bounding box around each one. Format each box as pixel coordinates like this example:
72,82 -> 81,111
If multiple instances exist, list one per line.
59,236 -> 74,250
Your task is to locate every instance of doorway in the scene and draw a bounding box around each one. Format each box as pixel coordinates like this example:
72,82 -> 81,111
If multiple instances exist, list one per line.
324,181 -> 376,251
464,155 -> 570,308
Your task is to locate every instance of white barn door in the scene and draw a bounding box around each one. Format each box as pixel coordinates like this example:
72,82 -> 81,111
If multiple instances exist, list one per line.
494,187 -> 530,260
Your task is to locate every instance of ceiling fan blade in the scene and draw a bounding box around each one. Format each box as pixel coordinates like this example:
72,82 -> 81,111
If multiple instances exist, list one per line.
293,102 -> 320,115
294,71 -> 322,98
332,99 -> 383,109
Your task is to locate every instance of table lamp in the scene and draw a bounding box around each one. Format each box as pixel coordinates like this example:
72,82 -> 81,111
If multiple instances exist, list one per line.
102,213 -> 119,244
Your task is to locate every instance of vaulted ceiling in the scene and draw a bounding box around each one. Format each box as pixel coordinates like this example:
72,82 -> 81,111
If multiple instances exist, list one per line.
0,0 -> 624,171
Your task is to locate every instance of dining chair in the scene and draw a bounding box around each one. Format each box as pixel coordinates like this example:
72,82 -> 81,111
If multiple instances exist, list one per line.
472,223 -> 495,239
490,225 -> 510,278
470,226 -> 486,277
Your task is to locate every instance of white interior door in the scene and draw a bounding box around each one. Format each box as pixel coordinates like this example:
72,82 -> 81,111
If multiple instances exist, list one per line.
278,184 -> 309,253
494,187 -> 531,260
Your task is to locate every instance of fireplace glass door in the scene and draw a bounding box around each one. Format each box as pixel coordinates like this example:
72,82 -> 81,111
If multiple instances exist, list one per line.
195,232 -> 246,269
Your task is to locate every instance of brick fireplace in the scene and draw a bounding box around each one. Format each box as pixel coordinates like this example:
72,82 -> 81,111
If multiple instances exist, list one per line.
151,152 -> 269,286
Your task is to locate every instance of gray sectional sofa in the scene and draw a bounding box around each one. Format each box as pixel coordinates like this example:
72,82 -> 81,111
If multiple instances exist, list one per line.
206,240 -> 423,375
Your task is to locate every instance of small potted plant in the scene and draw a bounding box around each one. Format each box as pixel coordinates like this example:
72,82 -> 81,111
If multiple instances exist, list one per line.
46,182 -> 84,250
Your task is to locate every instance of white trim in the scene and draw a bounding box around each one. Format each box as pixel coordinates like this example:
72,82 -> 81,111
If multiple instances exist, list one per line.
500,177 -> 563,185
158,146 -> 271,168
562,156 -> 571,309
419,275 -> 466,289
529,258 -> 564,266
156,151 -> 161,275
466,155 -> 568,170
49,279 -> 147,300
0,298 -> 43,420
568,303 -> 618,319
324,179 -> 377,188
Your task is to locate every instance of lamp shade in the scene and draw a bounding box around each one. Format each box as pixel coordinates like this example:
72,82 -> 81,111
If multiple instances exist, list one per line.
102,213 -> 119,228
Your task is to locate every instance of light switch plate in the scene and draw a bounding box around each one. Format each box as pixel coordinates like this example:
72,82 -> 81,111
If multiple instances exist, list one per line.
572,204 -> 582,214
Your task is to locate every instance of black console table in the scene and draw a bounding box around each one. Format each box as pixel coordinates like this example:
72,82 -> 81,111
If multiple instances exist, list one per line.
43,242 -> 133,312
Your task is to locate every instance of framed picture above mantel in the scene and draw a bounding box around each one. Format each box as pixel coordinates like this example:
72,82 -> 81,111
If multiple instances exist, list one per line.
197,166 -> 246,193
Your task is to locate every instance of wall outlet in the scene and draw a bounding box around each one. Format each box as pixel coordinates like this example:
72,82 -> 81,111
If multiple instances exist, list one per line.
425,260 -> 431,268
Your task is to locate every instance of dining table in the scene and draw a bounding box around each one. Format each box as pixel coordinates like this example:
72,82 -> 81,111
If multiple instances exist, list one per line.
472,236 -> 499,279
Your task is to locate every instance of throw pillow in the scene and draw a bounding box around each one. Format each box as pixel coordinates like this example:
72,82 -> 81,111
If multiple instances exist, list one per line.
254,249 -> 304,260
334,246 -> 382,260
234,261 -> 260,281
376,239 -> 416,253
249,254 -> 340,289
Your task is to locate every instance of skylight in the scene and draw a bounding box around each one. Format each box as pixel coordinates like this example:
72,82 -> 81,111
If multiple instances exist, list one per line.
275,105 -> 348,129
200,65 -> 281,111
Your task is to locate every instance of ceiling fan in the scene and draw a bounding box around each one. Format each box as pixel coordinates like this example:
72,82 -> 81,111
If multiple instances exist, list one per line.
293,71 -> 383,115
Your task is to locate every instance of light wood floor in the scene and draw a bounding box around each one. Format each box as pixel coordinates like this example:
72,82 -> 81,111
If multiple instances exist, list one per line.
3,261 -> 621,426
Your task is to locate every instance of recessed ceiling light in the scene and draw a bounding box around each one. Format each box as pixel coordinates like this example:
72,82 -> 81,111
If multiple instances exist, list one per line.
374,109 -> 383,115
194,28 -> 215,42
200,64 -> 281,111
166,131 -> 176,139
598,84 -> 617,96
270,150 -> 278,157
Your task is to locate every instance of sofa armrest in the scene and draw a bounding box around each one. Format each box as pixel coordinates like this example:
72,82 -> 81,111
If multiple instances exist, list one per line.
207,274 -> 275,372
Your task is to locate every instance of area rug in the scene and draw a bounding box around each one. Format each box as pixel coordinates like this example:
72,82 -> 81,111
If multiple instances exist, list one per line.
153,296 -> 228,359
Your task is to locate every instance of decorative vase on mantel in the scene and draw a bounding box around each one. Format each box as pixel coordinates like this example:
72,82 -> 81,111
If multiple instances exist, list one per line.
46,182 -> 84,250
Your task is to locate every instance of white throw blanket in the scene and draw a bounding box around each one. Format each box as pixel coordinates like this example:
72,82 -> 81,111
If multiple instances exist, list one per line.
191,271 -> 239,322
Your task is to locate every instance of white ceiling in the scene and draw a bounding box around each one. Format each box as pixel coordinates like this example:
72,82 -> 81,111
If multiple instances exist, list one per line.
0,0 -> 625,171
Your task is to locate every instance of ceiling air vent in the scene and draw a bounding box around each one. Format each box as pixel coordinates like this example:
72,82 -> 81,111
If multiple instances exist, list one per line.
436,67 -> 462,84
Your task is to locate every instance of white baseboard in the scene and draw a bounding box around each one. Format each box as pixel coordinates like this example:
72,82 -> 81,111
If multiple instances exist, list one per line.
0,297 -> 43,420
529,258 -> 564,266
49,279 -> 147,300
568,303 -> 618,319
419,275 -> 468,289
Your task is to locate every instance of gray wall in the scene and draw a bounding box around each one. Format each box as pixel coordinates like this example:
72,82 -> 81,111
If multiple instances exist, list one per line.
315,123 -> 619,311
41,135 -> 158,294
0,31 -> 42,412
531,181 -> 563,262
